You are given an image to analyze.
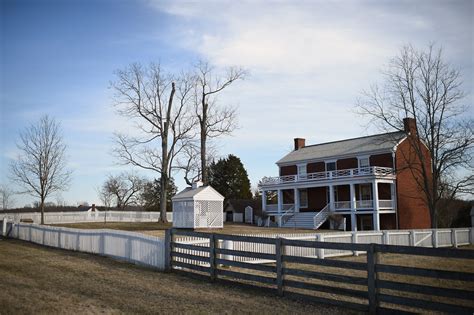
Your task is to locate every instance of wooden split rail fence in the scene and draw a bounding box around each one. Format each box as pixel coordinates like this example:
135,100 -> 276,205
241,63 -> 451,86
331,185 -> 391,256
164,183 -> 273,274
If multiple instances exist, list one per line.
165,229 -> 474,314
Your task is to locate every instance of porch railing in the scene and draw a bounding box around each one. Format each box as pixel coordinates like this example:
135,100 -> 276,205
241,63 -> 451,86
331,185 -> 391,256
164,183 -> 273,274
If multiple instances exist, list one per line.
264,203 -> 294,214
260,166 -> 395,186
333,200 -> 395,211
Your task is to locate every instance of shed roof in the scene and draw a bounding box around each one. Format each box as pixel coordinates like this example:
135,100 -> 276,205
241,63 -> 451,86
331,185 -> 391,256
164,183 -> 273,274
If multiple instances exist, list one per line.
172,185 -> 225,201
277,131 -> 406,165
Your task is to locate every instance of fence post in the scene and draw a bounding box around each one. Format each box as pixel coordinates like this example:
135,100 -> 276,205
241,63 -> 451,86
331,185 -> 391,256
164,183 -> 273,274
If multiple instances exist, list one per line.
432,229 -> 438,248
209,234 -> 217,281
2,219 -> 6,237
317,234 -> 325,259
409,230 -> 415,246
352,232 -> 359,256
164,229 -> 172,271
275,237 -> 284,296
367,243 -> 379,315
470,227 -> 474,245
451,229 -> 458,248
383,231 -> 389,245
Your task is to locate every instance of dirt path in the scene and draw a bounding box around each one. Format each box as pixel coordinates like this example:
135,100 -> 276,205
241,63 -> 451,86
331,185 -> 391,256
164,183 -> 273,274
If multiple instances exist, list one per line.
0,238 -> 356,315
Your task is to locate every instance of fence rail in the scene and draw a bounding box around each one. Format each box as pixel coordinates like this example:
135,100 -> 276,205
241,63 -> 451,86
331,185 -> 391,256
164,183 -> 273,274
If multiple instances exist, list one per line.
168,229 -> 474,314
0,211 -> 172,224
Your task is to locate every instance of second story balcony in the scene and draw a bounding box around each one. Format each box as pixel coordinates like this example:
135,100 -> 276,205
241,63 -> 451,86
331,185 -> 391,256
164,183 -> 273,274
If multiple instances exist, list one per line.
259,166 -> 395,188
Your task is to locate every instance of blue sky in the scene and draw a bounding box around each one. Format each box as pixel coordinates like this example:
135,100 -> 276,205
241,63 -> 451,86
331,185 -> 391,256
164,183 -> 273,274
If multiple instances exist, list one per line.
1,0 -> 473,207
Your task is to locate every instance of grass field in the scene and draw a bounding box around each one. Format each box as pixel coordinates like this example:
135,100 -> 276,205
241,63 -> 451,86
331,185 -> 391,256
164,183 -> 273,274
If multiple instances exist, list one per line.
0,238 -> 355,315
53,222 -> 328,238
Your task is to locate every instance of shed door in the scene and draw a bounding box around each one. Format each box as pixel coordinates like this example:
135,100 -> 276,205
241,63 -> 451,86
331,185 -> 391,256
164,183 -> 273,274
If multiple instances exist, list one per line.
195,202 -> 207,227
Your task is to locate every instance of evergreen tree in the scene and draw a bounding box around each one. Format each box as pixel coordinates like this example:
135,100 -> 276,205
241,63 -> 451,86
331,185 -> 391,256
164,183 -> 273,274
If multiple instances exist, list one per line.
141,177 -> 178,211
209,154 -> 252,200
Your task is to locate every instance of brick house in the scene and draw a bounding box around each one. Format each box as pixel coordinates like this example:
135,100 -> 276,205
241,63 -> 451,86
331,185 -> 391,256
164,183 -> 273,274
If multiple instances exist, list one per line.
258,118 -> 431,231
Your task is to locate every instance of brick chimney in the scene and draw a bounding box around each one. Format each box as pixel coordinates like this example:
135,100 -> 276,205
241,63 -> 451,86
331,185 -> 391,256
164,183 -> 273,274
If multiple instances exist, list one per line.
294,138 -> 305,151
403,117 -> 417,136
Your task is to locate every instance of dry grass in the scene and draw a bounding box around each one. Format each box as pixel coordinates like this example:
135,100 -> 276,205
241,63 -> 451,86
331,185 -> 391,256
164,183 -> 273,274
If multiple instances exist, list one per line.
53,222 -> 329,238
0,238 -> 355,315
212,248 -> 474,313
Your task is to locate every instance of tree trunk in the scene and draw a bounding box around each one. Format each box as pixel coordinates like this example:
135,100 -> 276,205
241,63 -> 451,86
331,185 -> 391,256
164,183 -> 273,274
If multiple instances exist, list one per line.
40,197 -> 45,225
159,174 -> 168,223
201,123 -> 207,185
200,101 -> 208,185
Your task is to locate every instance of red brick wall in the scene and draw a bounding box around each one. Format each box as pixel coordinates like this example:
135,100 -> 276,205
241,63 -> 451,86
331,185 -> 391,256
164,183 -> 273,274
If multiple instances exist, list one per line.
282,189 -> 294,204
337,158 -> 358,170
336,185 -> 350,201
395,138 -> 432,229
280,165 -> 297,176
307,162 -> 325,173
378,183 -> 391,200
370,153 -> 393,168
380,214 -> 396,230
307,187 -> 327,211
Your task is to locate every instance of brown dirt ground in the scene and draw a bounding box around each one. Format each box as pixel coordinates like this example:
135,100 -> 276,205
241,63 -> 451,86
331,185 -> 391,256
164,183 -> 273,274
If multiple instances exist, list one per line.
0,238 -> 356,315
52,222 -> 333,238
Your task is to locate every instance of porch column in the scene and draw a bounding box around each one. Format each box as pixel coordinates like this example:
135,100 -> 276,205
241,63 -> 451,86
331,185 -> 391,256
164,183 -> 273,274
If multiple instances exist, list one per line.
277,189 -> 284,227
372,180 -> 380,231
350,183 -> 357,231
277,189 -> 283,214
393,182 -> 399,229
261,190 -> 267,212
294,188 -> 300,213
329,185 -> 335,210
390,183 -> 396,209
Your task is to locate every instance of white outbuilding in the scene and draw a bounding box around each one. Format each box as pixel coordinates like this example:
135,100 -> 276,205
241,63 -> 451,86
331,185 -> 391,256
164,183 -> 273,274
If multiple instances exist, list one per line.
172,182 -> 224,229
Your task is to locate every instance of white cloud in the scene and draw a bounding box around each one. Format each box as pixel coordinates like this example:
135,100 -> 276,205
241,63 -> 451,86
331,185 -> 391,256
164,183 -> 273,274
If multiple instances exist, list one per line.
144,0 -> 473,187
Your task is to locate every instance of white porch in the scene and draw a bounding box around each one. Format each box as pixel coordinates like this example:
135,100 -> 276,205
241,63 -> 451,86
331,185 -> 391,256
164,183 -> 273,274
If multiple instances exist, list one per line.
261,179 -> 397,231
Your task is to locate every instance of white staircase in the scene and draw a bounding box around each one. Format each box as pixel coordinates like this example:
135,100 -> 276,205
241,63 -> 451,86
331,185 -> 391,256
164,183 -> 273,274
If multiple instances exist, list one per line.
313,204 -> 330,229
281,212 -> 316,229
281,204 -> 330,229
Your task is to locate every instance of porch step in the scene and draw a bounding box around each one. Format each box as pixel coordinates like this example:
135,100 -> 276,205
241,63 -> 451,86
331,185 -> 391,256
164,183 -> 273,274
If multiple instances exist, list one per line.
281,212 -> 318,229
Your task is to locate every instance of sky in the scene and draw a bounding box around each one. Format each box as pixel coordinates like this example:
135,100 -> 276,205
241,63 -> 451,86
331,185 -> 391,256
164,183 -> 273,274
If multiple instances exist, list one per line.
1,0 -> 473,207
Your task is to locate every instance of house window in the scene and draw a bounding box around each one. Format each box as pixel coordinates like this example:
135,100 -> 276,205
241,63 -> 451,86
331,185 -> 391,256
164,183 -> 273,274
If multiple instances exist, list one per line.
326,161 -> 336,171
297,164 -> 307,179
299,189 -> 308,208
358,157 -> 370,169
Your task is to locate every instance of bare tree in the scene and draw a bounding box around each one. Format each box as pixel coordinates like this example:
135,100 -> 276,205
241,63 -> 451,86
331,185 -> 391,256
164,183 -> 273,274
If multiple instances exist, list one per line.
96,185 -> 113,209
194,61 -> 246,185
101,172 -> 145,209
178,140 -> 219,186
0,184 -> 14,210
111,63 -> 195,221
10,115 -> 71,224
357,44 -> 473,228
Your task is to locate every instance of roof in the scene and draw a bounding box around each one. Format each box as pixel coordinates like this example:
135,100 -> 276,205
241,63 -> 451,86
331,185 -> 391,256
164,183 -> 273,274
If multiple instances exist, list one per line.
277,131 -> 406,165
172,185 -> 225,201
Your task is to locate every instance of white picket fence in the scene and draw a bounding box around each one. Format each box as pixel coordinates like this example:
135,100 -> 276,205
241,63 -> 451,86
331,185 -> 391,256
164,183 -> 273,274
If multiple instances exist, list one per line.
0,211 -> 173,224
174,228 -> 474,264
3,221 -> 472,271
4,223 -> 166,270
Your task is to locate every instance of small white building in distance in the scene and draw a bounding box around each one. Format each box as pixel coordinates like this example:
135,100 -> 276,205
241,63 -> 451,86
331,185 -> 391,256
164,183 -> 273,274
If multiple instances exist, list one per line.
172,182 -> 224,229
